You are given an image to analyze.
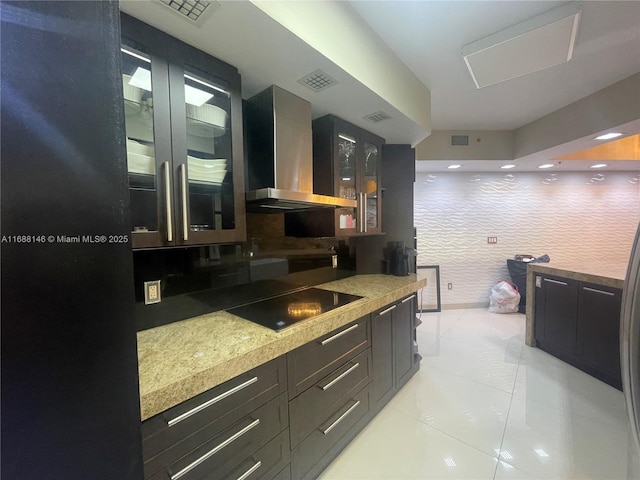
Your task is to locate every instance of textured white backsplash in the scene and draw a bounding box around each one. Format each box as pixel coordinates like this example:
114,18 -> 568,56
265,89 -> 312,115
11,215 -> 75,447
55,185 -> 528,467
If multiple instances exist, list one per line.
414,172 -> 640,307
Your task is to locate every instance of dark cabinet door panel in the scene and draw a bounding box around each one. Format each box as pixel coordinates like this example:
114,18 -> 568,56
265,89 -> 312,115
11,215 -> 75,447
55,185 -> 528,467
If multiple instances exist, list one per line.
538,276 -> 578,357
371,305 -> 394,409
394,295 -> 416,388
577,283 -> 622,388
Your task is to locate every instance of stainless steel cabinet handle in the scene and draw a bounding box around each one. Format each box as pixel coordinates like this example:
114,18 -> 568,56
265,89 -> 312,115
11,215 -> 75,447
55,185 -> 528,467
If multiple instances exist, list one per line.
582,286 -> 615,296
179,163 -> 189,241
363,192 -> 368,233
236,460 -> 262,480
379,304 -> 397,316
167,377 -> 258,427
163,161 -> 173,242
402,294 -> 416,303
320,362 -> 360,391
543,278 -> 568,286
357,193 -> 361,233
320,323 -> 359,345
170,418 -> 260,480
321,400 -> 361,435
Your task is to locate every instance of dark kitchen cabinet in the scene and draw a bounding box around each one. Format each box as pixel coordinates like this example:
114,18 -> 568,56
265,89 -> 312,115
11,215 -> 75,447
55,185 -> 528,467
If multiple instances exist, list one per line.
1,2 -> 143,478
534,274 -> 622,389
142,356 -> 289,480
576,283 -> 622,389
120,14 -> 246,249
534,275 -> 579,360
371,294 -> 419,413
287,317 -> 372,480
310,115 -> 384,236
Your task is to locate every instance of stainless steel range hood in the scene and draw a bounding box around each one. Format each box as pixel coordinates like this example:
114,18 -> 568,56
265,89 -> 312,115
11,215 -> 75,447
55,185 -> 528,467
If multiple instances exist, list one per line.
244,85 -> 356,212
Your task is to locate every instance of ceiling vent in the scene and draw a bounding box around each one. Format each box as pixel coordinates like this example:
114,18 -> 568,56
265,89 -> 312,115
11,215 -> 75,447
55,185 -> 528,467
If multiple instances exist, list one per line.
364,111 -> 392,124
462,2 -> 582,89
297,69 -> 338,92
158,0 -> 220,24
451,135 -> 469,146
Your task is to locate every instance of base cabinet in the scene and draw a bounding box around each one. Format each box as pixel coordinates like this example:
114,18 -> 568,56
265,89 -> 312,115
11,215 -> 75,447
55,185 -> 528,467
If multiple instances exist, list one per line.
576,282 -> 623,388
371,294 -> 420,413
534,275 -> 622,389
141,302 -> 420,479
141,356 -> 288,480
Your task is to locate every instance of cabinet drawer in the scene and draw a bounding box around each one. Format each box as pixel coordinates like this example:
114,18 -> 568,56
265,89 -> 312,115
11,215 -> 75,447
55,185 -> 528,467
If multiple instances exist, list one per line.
289,349 -> 371,447
222,430 -> 290,480
142,356 -> 287,478
287,317 -> 370,398
148,393 -> 288,480
291,385 -> 370,480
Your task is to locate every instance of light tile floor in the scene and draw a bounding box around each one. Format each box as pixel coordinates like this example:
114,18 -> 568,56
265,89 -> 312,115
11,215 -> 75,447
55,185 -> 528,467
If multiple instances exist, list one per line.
319,308 -> 640,479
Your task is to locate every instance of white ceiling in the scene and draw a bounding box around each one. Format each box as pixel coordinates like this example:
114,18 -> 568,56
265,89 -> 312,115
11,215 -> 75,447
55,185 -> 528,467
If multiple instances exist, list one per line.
120,0 -> 640,172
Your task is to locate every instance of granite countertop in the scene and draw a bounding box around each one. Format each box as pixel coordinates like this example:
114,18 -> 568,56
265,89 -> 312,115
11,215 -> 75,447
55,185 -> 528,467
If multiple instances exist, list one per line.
526,262 -> 627,289
137,274 -> 427,421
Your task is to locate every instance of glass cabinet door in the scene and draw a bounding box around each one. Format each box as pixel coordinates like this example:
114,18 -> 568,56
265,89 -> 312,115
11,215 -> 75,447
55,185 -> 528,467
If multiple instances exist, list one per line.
336,132 -> 358,233
179,68 -> 235,242
363,140 -> 380,231
121,45 -> 164,241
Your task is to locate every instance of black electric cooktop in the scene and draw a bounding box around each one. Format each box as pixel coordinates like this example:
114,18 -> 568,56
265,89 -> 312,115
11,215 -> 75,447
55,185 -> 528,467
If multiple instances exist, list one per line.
227,287 -> 363,331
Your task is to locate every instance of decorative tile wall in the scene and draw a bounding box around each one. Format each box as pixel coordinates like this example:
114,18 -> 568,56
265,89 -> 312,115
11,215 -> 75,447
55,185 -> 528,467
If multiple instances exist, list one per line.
414,171 -> 640,307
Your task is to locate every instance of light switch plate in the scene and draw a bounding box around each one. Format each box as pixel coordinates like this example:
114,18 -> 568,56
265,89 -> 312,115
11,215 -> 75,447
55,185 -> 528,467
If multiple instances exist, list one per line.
144,280 -> 161,305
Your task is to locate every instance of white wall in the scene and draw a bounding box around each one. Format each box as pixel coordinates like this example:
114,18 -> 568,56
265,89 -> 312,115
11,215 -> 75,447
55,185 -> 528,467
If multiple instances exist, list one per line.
414,171 -> 640,308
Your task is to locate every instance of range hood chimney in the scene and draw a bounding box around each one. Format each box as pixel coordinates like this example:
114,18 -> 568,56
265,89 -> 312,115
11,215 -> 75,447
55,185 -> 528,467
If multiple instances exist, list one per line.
244,85 -> 357,212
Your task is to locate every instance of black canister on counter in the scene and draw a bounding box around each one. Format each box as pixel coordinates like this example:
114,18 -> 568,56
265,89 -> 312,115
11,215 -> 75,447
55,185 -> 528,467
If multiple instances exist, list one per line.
383,241 -> 410,276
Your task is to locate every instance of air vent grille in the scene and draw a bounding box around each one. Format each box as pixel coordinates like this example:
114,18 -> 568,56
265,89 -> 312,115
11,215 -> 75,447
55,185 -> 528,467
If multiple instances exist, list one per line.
451,135 -> 469,146
364,111 -> 392,124
298,69 -> 338,92
159,0 -> 219,23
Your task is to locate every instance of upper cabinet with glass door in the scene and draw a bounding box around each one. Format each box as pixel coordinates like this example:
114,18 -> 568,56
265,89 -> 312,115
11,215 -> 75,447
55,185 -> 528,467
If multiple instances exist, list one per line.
120,14 -> 246,249
312,115 -> 384,236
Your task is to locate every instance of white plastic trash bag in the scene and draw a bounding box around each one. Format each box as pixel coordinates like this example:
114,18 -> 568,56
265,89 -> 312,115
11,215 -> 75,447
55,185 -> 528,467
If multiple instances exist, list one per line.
489,281 -> 521,314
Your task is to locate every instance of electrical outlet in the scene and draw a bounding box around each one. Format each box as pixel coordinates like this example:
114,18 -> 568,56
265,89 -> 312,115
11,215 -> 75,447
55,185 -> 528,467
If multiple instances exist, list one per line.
487,236 -> 498,244
144,280 -> 161,305
448,283 -> 453,290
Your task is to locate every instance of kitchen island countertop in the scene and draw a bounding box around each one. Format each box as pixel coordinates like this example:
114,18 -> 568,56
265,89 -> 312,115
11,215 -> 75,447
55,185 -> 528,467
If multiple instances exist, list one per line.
137,274 -> 427,420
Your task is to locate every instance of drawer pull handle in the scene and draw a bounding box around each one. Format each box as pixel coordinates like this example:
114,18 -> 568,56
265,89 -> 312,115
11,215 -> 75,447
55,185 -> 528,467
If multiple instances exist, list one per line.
543,278 -> 568,286
167,376 -> 258,427
321,400 -> 361,435
401,294 -> 416,303
320,323 -> 359,345
379,305 -> 396,316
320,362 -> 360,391
582,286 -> 615,296
236,460 -> 262,480
170,418 -> 260,480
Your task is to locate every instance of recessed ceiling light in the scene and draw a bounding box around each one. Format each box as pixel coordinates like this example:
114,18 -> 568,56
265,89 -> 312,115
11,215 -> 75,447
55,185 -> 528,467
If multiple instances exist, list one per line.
595,132 -> 623,140
448,164 -> 462,169
538,163 -> 555,169
591,163 -> 608,169
501,164 -> 516,169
